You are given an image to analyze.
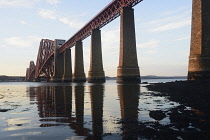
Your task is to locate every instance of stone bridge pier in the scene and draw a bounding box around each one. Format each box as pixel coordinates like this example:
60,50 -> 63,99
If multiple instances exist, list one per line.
88,29 -> 105,83
188,0 -> 210,80
50,7 -> 141,83
50,39 -> 72,82
117,7 -> 141,83
73,40 -> 86,82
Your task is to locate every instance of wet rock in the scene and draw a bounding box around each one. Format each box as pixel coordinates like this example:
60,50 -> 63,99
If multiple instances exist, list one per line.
149,110 -> 166,121
0,94 -> 4,99
0,109 -> 11,112
15,124 -> 23,126
181,125 -> 201,133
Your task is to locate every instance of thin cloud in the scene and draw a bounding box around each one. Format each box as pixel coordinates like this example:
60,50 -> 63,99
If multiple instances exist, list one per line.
102,29 -> 119,47
0,0 -> 60,7
150,19 -> 191,32
46,0 -> 60,5
59,17 -> 84,29
173,36 -> 190,41
0,0 -> 40,7
147,11 -> 190,25
38,9 -> 57,20
20,20 -> 28,25
145,50 -> 158,54
38,9 -> 84,29
137,40 -> 160,49
160,7 -> 189,17
0,36 -> 42,48
145,8 -> 191,32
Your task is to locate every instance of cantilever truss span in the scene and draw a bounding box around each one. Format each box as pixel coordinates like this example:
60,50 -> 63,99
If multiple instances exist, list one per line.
25,61 -> 36,81
35,39 -> 55,79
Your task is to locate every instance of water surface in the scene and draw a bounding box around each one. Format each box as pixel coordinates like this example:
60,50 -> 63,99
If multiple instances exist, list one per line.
0,79 -> 185,139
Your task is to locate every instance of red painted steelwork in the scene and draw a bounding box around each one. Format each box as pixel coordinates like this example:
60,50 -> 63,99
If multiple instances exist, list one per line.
26,61 -> 36,81
26,0 -> 143,81
35,39 -> 55,79
59,0 -> 143,53
25,68 -> 29,81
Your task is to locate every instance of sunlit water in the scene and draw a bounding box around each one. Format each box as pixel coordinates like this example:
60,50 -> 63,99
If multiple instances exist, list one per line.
0,79 -> 185,140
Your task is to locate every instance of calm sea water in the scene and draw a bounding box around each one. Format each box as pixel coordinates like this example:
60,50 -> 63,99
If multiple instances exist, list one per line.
0,79 -> 185,140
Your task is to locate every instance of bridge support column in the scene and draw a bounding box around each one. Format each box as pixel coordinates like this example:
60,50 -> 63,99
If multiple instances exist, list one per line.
62,48 -> 72,82
188,0 -> 210,80
50,39 -> 65,82
88,29 -> 105,83
117,7 -> 141,83
73,40 -> 86,82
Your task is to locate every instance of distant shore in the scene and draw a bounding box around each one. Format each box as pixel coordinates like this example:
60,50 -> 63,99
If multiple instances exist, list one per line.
106,76 -> 187,80
0,75 -> 186,82
0,75 -> 25,82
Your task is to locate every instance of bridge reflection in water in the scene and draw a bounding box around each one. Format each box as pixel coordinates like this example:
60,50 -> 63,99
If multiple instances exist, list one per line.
28,83 -> 140,139
118,84 -> 139,139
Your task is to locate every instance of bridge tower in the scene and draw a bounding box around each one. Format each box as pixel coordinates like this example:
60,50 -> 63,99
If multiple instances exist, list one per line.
50,39 -> 66,82
117,7 -> 141,83
188,0 -> 210,80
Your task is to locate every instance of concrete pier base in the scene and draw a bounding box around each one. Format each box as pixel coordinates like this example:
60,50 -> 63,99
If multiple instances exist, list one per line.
188,55 -> 210,80
34,77 -> 40,82
73,40 -> 86,83
88,29 -> 105,83
188,0 -> 210,80
62,48 -> 72,82
117,7 -> 140,83
50,39 -> 65,82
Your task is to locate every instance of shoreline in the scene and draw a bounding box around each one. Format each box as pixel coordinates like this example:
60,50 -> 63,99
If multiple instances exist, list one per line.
146,80 -> 210,115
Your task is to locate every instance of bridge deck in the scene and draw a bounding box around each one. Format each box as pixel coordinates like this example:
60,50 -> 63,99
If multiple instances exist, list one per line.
58,0 -> 143,53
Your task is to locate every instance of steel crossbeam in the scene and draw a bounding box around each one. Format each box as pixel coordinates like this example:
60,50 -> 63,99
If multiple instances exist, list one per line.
58,0 -> 143,53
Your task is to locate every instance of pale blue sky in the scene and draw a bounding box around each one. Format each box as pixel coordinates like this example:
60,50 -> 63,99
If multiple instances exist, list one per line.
0,0 -> 192,76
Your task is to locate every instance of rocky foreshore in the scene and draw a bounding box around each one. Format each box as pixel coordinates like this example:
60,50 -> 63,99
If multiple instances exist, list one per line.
146,80 -> 210,115
135,80 -> 210,139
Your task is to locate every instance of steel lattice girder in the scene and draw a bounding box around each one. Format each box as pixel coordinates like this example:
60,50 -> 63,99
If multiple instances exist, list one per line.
35,39 -> 54,78
27,61 -> 36,80
59,0 -> 143,53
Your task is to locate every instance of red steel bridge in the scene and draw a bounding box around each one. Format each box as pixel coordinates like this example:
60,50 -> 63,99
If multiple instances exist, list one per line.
26,0 -> 143,83
26,0 -> 210,82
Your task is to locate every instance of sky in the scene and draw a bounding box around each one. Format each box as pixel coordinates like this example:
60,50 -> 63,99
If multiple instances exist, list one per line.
0,0 -> 192,77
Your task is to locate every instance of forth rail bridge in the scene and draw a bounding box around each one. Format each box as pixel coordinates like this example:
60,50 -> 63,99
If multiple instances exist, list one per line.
25,0 -> 210,83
